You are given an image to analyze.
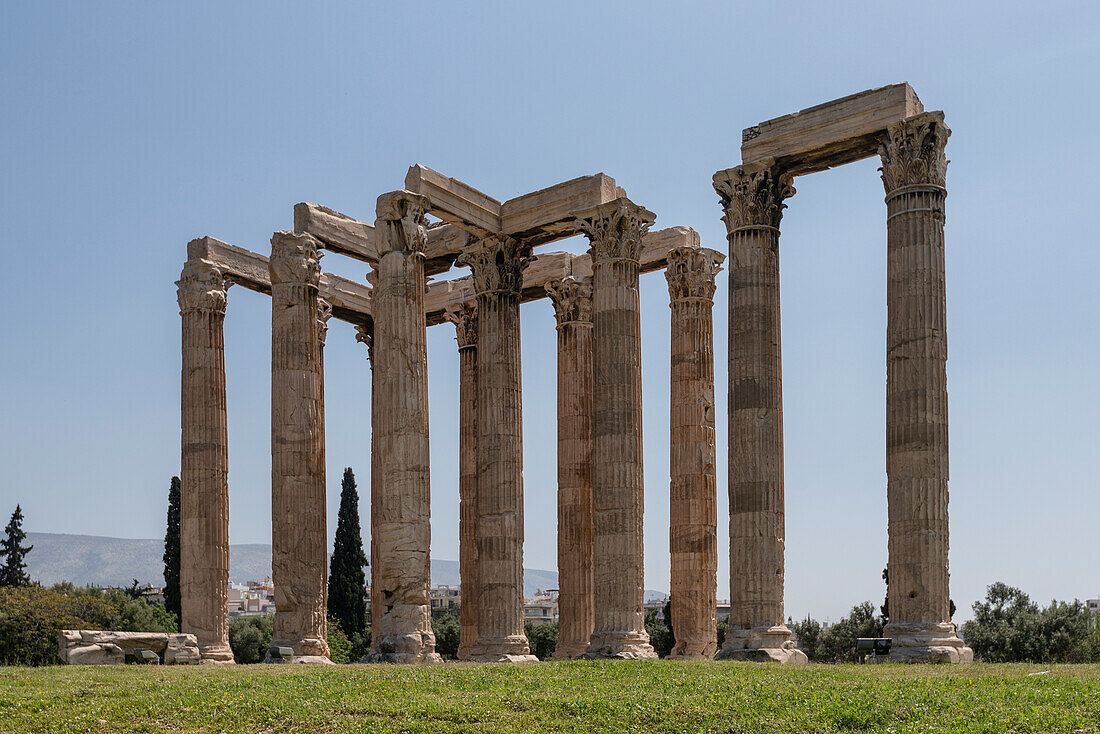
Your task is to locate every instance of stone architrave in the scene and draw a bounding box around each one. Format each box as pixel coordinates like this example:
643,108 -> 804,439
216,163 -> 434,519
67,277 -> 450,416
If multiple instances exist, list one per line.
713,164 -> 805,663
445,302 -> 480,660
577,200 -> 657,659
878,112 -> 972,663
268,231 -> 331,664
457,236 -> 538,663
545,276 -> 595,659
367,192 -> 441,663
176,257 -> 235,664
665,246 -> 724,660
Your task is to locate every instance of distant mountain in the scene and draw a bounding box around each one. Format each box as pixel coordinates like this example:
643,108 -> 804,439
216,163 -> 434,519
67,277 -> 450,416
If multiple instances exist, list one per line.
26,532 -> 669,599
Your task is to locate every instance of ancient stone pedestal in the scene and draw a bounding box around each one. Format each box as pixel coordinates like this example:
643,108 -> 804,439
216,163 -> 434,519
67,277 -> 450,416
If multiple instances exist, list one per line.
268,231 -> 331,664
177,253 -> 234,664
879,112 -> 971,664
665,247 -> 724,660
366,193 -> 441,664
458,236 -> 538,663
713,165 -> 805,663
446,303 -> 480,661
578,200 -> 657,660
546,277 -> 595,659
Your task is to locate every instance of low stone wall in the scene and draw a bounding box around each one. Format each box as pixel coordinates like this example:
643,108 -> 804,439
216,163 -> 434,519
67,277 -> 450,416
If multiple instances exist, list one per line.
58,630 -> 202,665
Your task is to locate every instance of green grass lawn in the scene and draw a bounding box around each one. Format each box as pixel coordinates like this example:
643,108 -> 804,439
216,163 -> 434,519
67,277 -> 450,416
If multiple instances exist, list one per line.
1,661 -> 1097,733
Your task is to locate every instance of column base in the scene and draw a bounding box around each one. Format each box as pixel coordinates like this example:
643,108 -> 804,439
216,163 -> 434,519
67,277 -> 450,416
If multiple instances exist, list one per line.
364,631 -> 443,664
884,622 -> 973,664
265,637 -> 331,664
715,625 -> 807,664
468,635 -> 539,663
552,640 -> 591,660
582,630 -> 657,660
668,638 -> 718,660
198,644 -> 235,664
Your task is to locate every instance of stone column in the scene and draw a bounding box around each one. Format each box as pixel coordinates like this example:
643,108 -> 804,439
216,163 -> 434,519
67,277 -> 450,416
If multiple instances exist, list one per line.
457,236 -> 538,663
713,164 -> 804,663
445,302 -> 480,660
366,192 -> 441,663
577,200 -> 656,659
545,276 -> 595,659
354,322 -> 379,659
879,112 -> 971,663
176,252 -> 234,664
665,246 -> 724,660
268,231 -> 330,663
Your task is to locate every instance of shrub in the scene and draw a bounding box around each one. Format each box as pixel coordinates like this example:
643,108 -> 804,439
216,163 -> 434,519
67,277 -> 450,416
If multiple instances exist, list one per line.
432,610 -> 460,660
524,621 -> 558,660
327,620 -> 351,664
962,583 -> 1099,663
228,616 -> 272,664
0,584 -> 176,666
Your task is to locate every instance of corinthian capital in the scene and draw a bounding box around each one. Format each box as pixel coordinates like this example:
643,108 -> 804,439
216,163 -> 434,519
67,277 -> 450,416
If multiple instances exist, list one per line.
177,258 -> 229,316
665,247 -> 725,302
713,163 -> 795,232
878,111 -> 951,193
354,323 -> 374,365
545,276 -> 593,326
575,199 -> 655,264
317,299 -> 334,347
445,302 -> 478,349
375,191 -> 430,256
269,231 -> 322,288
456,236 -> 531,296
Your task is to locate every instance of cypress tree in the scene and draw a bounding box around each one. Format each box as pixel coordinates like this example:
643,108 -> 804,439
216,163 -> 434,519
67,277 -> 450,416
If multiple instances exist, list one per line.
0,505 -> 33,587
163,476 -> 182,627
328,467 -> 368,637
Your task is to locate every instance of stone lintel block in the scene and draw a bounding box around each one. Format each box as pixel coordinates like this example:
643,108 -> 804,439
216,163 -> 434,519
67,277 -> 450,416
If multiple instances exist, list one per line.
293,202 -> 377,263
740,83 -> 925,176
405,164 -> 503,238
502,173 -> 624,246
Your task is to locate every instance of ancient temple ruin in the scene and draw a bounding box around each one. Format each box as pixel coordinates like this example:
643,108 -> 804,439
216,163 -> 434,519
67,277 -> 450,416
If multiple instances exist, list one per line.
176,83 -> 970,664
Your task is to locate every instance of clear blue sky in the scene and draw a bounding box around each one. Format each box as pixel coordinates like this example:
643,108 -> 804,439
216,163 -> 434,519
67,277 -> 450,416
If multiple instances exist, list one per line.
1,1 -> 1097,624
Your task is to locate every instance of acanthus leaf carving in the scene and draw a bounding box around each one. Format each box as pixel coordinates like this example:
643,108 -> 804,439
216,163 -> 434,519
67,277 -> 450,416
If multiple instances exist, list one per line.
177,258 -> 229,316
878,112 -> 950,193
455,236 -> 530,297
665,247 -> 724,302
713,165 -> 795,232
354,323 -> 374,366
445,302 -> 478,349
576,200 -> 654,263
375,191 -> 430,256
544,276 -> 593,326
269,231 -> 322,288
316,298 -> 333,347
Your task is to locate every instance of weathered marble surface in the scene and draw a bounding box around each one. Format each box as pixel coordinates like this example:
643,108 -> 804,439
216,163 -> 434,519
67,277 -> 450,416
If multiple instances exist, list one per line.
59,630 -> 201,665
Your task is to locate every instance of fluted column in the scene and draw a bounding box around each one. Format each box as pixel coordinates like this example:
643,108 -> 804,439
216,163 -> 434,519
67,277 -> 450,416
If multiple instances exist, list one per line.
713,163 -> 804,663
545,277 -> 594,659
268,231 -> 330,663
354,322 -> 379,660
366,192 -> 440,663
666,246 -> 724,660
177,253 -> 234,664
445,303 -> 480,660
577,199 -> 656,659
879,112 -> 971,663
458,236 -> 538,663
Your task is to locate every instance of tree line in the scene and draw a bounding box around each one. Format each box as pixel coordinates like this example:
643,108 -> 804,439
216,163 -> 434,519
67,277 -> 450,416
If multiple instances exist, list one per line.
3,485 -> 1099,664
